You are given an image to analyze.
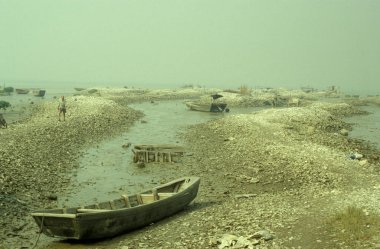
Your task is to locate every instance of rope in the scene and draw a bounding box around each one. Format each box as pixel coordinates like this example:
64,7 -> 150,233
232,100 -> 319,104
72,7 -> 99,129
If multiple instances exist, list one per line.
32,215 -> 44,249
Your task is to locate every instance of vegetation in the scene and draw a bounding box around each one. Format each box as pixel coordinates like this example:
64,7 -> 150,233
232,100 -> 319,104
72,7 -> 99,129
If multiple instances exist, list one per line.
181,84 -> 202,88
181,84 -> 194,88
0,86 -> 14,96
3,87 -> 14,94
326,206 -> 380,244
0,100 -> 11,110
223,85 -> 252,95
239,84 -> 251,95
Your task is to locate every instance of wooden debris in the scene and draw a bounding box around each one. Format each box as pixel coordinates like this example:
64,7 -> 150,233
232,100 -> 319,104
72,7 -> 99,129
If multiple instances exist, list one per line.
132,144 -> 185,163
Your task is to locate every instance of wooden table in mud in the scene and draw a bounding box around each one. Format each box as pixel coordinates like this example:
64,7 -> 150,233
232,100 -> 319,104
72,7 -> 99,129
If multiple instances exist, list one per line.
132,144 -> 185,163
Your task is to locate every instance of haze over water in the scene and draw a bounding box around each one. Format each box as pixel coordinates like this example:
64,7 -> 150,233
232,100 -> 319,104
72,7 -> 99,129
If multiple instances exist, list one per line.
1,1 -> 379,95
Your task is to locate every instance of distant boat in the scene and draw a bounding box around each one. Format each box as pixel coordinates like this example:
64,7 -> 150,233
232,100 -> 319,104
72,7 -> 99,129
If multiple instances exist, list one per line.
32,89 -> 46,97
185,101 -> 229,112
74,87 -> 86,91
16,88 -> 30,94
31,176 -> 200,240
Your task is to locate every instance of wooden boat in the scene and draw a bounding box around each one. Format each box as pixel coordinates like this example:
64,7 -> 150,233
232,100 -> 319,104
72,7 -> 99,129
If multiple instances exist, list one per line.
185,101 -> 228,112
31,176 -> 200,240
74,87 -> 86,91
32,89 -> 46,97
132,144 -> 185,163
15,88 -> 30,94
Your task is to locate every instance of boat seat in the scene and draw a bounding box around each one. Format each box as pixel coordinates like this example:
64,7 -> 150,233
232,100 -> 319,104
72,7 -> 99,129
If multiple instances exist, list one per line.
140,194 -> 156,204
157,192 -> 175,199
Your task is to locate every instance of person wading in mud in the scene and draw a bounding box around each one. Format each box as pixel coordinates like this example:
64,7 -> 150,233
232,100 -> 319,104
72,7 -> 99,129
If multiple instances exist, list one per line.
58,96 -> 67,121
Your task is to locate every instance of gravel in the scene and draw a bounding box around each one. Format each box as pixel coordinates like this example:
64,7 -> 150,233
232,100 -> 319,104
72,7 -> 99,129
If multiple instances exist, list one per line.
1,88 -> 380,249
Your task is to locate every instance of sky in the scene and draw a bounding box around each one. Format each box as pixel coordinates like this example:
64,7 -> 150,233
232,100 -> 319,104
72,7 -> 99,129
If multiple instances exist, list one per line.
0,0 -> 379,94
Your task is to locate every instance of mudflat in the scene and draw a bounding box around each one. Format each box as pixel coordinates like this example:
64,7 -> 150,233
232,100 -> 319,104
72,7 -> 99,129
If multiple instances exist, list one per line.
1,87 -> 380,249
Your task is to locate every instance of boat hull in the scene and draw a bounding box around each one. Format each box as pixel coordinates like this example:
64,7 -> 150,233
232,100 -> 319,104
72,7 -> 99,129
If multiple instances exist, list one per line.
185,102 -> 228,112
16,89 -> 29,94
31,177 -> 200,240
32,90 -> 46,97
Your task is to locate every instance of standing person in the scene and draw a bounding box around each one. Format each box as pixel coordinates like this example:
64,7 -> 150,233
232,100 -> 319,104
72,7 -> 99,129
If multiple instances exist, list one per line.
58,96 -> 67,121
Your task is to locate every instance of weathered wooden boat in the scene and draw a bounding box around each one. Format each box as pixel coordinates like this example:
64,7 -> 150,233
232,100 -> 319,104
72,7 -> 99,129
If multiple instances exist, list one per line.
74,87 -> 86,91
15,88 -> 30,94
31,176 -> 200,240
132,144 -> 185,163
185,101 -> 229,112
32,89 -> 46,97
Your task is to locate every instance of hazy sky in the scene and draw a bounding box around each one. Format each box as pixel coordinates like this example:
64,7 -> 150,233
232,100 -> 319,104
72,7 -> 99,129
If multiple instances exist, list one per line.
0,0 -> 379,93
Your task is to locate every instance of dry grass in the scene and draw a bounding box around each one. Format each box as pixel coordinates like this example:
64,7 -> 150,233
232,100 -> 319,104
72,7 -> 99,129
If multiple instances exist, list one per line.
326,206 -> 380,243
223,85 -> 252,95
239,84 -> 251,95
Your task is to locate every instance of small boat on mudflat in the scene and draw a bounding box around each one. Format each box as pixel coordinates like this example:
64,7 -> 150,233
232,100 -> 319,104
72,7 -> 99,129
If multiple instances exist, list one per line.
185,101 -> 229,112
15,88 -> 30,94
32,89 -> 46,97
74,87 -> 86,91
31,176 -> 200,240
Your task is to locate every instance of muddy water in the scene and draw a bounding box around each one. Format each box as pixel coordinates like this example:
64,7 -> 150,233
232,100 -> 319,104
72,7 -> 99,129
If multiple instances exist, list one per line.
58,100 -> 228,208
344,104 -> 380,149
32,101 -> 259,248
1,88 -> 74,123
32,102 -> 380,248
57,102 -> 380,211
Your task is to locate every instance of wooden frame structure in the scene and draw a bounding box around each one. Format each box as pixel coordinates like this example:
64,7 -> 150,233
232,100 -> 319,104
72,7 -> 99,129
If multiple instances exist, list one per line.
132,144 -> 185,163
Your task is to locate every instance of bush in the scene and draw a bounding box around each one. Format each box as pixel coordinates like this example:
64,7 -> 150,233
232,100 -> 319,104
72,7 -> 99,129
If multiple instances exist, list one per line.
326,206 -> 380,243
4,87 -> 14,94
0,100 -> 11,110
239,85 -> 251,95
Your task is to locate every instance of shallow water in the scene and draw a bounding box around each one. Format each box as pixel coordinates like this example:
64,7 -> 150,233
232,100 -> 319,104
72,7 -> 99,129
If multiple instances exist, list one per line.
58,100 -> 254,207
52,102 -> 380,208
344,104 -> 380,149
0,88 -> 74,123
5,90 -> 379,248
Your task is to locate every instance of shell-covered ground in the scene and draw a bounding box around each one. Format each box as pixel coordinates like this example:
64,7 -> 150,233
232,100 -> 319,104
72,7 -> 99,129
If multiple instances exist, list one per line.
1,87 -> 380,249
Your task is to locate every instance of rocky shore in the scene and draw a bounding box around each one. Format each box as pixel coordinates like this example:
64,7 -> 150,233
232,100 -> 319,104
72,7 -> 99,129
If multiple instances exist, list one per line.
0,95 -> 143,248
1,87 -> 380,248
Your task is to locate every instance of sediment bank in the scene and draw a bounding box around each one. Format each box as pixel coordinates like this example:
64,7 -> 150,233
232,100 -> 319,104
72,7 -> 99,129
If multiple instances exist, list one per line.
1,87 -> 380,248
0,95 -> 143,248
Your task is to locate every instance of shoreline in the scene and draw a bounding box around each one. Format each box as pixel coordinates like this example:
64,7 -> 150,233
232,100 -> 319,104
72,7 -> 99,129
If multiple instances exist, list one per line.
1,87 -> 380,248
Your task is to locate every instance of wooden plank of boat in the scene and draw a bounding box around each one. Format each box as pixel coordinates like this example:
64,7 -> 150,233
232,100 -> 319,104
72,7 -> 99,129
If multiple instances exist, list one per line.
15,88 -> 30,94
31,176 -> 200,240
